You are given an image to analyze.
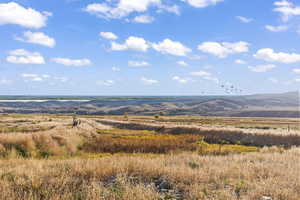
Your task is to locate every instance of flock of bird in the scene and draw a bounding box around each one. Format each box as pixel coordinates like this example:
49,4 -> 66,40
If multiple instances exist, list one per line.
200,80 -> 244,95
220,83 -> 243,94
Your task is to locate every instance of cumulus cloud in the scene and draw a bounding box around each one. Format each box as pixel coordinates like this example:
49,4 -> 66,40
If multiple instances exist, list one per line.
274,0 -> 293,7
84,0 -> 161,19
112,66 -> 121,71
198,41 -> 250,58
6,49 -> 45,64
128,61 -> 150,67
21,74 -> 50,82
141,77 -> 158,85
190,71 -> 212,77
177,61 -> 188,67
84,0 -> 221,21
152,39 -> 191,56
0,78 -> 12,85
265,25 -> 288,32
172,76 -> 188,83
189,70 -> 219,82
254,48 -> 300,64
157,4 -> 180,15
100,32 -> 118,40
235,59 -> 247,64
0,2 -> 50,29
185,0 -> 223,8
97,80 -> 115,86
51,58 -> 92,66
273,0 -> 300,21
236,16 -> 253,23
248,64 -> 276,72
111,36 -> 149,52
15,31 -> 55,48
293,68 -> 300,74
133,15 -> 154,23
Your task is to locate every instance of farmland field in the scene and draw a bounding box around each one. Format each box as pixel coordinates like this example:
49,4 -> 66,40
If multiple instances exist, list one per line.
0,114 -> 299,200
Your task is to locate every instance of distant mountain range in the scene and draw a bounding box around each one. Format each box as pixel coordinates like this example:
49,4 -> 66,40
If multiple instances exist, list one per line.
0,92 -> 299,118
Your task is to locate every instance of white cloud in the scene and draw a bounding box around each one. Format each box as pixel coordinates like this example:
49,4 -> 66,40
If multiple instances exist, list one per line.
190,71 -> 212,77
185,0 -> 223,8
254,48 -> 300,64
235,59 -> 247,64
203,65 -> 213,69
21,74 -> 50,82
43,11 -> 53,17
112,66 -> 121,71
274,0 -> 293,7
177,61 -> 188,67
297,27 -> 300,35
15,31 -> 55,48
236,16 -> 253,23
21,74 -> 68,83
293,68 -> 300,74
248,64 -> 276,72
198,41 -> 250,58
152,39 -> 191,56
97,80 -> 115,86
53,76 -> 68,83
0,78 -> 12,85
268,77 -> 279,83
172,76 -> 188,84
189,70 -> 219,82
6,49 -> 45,64
273,0 -> 300,21
157,4 -> 180,15
294,78 -> 300,82
51,58 -> 92,66
128,61 -> 150,67
111,36 -> 149,52
133,15 -> 154,23
84,0 -> 161,19
100,32 -> 118,40
85,0 -> 221,21
84,3 -> 112,17
0,2 -> 49,29
265,25 -> 288,32
141,77 -> 158,85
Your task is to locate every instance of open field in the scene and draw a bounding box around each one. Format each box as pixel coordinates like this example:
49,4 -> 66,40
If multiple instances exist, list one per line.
0,114 -> 299,199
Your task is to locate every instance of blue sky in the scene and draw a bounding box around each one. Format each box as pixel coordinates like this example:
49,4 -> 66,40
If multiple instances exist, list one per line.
0,0 -> 300,95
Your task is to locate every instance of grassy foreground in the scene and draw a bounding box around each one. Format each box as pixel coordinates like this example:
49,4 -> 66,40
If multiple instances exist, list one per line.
0,114 -> 299,199
0,149 -> 299,200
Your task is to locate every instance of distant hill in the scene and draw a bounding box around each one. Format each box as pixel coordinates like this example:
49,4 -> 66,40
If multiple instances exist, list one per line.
0,92 -> 299,118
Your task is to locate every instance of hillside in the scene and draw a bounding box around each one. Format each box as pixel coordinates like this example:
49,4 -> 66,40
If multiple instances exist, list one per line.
0,92 -> 299,118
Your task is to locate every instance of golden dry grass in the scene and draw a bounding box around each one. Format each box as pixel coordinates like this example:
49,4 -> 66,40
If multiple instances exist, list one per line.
0,148 -> 299,200
0,114 -> 299,199
82,134 -> 201,154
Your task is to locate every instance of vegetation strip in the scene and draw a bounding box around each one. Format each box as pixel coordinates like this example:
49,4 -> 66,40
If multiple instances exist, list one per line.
97,119 -> 300,147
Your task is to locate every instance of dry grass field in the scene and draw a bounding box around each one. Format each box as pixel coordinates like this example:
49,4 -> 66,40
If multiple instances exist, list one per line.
0,114 -> 299,200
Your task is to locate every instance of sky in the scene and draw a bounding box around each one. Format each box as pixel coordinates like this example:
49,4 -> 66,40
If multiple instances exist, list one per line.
0,0 -> 300,96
